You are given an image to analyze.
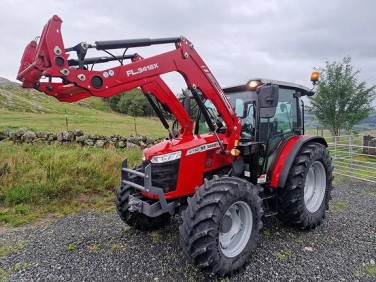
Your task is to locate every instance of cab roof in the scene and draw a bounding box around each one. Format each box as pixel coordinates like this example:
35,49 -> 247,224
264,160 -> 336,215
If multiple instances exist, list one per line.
224,78 -> 312,95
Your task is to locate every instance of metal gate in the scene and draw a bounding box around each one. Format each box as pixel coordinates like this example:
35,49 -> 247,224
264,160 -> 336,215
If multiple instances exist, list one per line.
325,134 -> 376,184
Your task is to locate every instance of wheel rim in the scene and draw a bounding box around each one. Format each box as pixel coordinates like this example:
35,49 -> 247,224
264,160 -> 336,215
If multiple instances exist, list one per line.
219,201 -> 253,258
304,161 -> 326,213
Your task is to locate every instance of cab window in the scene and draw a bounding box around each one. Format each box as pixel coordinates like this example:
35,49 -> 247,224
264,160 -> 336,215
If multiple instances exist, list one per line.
259,87 -> 298,142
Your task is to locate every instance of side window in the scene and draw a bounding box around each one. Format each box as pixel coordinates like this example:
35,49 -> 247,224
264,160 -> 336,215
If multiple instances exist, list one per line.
273,88 -> 297,134
274,102 -> 293,133
230,97 -> 254,132
234,99 -> 244,117
244,103 -> 254,123
259,88 -> 297,143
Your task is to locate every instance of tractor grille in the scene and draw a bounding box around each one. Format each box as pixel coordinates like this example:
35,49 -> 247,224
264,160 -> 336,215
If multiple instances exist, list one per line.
143,159 -> 180,193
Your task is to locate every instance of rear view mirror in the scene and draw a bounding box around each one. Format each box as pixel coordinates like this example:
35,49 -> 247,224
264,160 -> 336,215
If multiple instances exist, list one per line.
258,84 -> 279,118
242,101 -> 252,118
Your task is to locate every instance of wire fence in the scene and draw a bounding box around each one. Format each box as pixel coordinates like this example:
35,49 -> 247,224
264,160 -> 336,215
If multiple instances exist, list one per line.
325,134 -> 376,184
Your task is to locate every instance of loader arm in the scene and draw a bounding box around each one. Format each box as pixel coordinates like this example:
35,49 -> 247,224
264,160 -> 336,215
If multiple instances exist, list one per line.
17,15 -> 240,147
131,54 -> 193,136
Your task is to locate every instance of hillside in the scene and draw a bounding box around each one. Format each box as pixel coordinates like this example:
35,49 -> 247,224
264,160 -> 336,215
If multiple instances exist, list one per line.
0,77 -> 165,137
361,111 -> 376,124
304,106 -> 376,132
0,77 -> 111,113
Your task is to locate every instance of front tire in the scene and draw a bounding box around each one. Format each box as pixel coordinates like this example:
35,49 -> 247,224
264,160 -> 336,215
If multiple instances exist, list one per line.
115,185 -> 171,231
179,176 -> 263,277
277,142 -> 334,229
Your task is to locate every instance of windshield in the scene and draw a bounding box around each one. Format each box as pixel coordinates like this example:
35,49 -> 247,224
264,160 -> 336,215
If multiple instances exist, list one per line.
226,90 -> 256,138
194,90 -> 257,137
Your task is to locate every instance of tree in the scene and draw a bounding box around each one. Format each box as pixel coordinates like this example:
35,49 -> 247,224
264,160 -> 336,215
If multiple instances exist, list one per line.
309,57 -> 375,136
107,94 -> 121,112
107,88 -> 154,117
127,95 -> 145,136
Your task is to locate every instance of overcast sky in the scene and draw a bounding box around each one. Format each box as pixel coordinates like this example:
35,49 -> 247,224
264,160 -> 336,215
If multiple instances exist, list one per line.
1,0 -> 375,97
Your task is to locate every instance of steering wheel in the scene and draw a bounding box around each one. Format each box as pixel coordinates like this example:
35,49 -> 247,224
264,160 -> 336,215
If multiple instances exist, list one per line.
242,122 -> 252,133
241,122 -> 253,138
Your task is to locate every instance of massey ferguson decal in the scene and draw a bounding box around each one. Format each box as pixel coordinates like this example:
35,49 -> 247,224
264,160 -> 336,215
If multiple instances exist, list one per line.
126,63 -> 159,76
186,142 -> 220,156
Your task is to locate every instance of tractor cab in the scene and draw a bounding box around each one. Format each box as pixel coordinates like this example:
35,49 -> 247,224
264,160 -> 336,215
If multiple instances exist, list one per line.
225,79 -> 313,181
192,78 -> 314,184
196,79 -> 311,182
224,78 -> 313,142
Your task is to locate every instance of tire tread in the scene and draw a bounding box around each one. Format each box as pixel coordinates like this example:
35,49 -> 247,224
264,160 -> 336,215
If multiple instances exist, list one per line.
179,176 -> 263,277
277,142 -> 334,229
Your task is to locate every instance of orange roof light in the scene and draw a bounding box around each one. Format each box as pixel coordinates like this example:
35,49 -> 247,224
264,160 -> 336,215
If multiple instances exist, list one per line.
310,71 -> 319,85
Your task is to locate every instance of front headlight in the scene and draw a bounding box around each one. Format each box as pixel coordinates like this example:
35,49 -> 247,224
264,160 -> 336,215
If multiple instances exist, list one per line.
150,151 -> 182,164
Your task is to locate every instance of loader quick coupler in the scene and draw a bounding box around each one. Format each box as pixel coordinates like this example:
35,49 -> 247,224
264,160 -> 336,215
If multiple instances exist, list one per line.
121,159 -> 178,217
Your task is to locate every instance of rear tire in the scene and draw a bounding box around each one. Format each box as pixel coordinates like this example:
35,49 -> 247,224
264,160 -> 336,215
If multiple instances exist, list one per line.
179,176 -> 263,277
115,185 -> 171,231
277,142 -> 333,229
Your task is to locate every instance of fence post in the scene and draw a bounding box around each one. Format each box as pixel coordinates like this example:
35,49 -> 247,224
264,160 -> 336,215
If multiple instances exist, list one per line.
334,135 -> 337,159
349,135 -> 353,176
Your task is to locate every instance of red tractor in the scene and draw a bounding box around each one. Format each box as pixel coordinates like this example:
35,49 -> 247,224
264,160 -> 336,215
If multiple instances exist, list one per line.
17,15 -> 333,277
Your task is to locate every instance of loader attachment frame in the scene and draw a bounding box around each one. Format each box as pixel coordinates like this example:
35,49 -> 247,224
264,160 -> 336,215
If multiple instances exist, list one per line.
17,15 -> 240,146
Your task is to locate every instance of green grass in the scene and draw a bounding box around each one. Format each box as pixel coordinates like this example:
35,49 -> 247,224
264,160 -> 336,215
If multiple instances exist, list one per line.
89,244 -> 100,252
0,89 -> 111,114
357,263 -> 376,277
273,248 -> 292,261
364,265 -> 376,276
0,267 -> 8,282
0,143 -> 142,227
0,81 -> 165,227
0,79 -> 111,113
0,261 -> 30,282
150,231 -> 163,243
13,262 -> 30,271
0,241 -> 26,257
65,243 -> 78,251
333,201 -> 347,213
0,108 -> 165,138
110,243 -> 125,251
0,81 -> 166,138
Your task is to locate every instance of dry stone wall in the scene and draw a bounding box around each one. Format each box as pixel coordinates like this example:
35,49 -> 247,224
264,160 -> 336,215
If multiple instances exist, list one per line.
0,128 -> 163,149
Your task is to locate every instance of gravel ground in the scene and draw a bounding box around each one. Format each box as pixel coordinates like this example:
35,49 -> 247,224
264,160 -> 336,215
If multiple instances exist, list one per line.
0,180 -> 375,282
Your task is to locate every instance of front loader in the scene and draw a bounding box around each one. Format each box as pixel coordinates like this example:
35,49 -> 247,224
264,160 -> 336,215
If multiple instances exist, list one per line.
17,15 -> 333,277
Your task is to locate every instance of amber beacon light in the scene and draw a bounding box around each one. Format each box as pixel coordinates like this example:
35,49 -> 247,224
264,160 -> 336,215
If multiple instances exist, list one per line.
310,71 -> 320,85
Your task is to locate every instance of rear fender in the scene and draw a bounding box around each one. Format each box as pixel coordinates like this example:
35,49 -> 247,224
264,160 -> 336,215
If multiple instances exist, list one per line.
268,135 -> 327,188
